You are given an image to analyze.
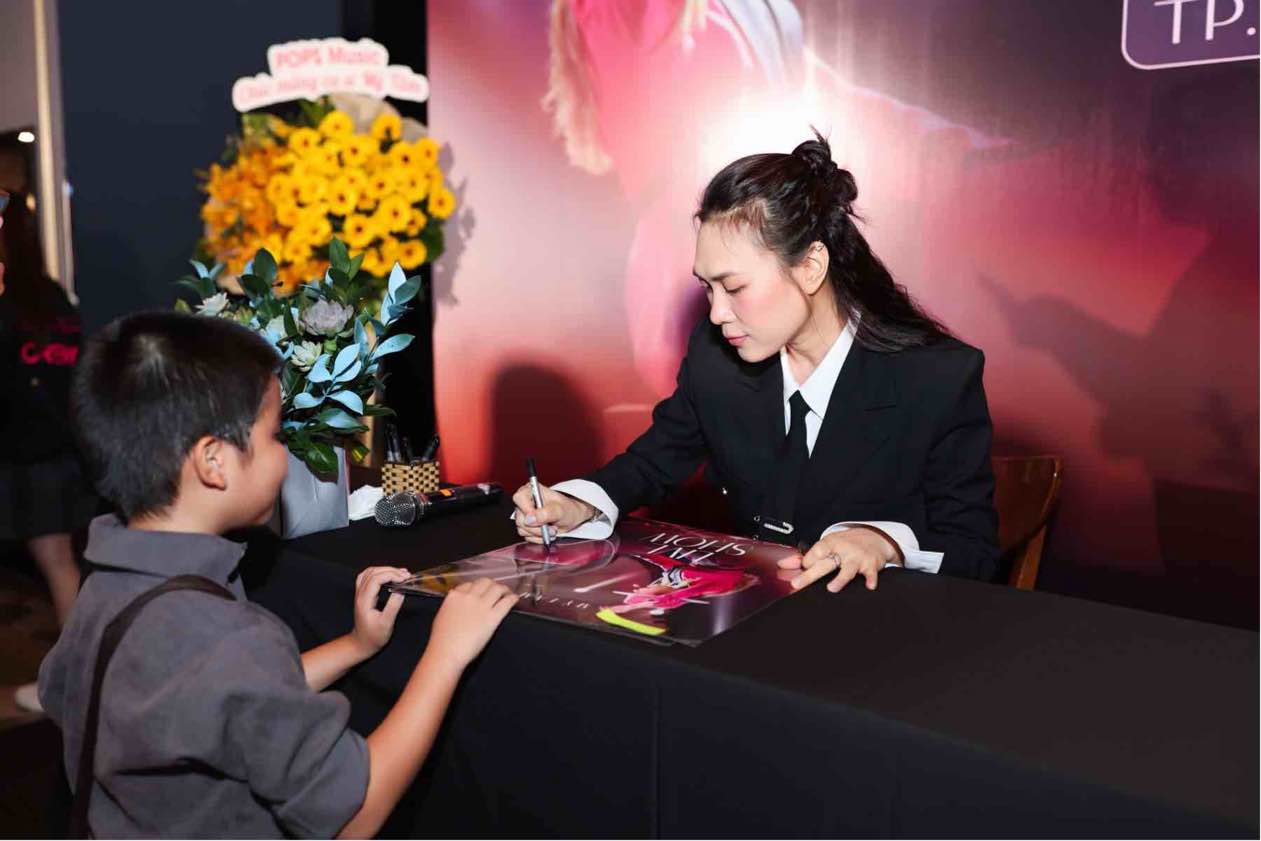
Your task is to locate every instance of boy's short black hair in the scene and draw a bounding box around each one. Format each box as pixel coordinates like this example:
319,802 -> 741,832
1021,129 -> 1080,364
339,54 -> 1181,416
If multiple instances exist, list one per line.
72,311 -> 280,519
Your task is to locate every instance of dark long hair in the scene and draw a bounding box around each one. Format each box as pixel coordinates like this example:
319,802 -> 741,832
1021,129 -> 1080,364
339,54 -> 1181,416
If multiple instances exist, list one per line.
696,131 -> 949,352
1,191 -> 61,331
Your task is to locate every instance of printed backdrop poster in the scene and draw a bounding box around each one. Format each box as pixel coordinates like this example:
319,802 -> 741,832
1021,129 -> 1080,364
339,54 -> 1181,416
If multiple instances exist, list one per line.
428,1 -> 1259,623
390,519 -> 798,646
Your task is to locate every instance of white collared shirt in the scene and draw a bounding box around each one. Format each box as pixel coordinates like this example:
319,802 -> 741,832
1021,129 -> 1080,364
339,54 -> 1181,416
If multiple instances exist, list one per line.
780,318 -> 855,456
552,324 -> 943,573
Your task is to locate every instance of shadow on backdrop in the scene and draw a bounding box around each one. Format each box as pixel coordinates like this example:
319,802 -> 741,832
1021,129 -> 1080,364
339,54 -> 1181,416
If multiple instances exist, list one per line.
486,365 -> 602,492
984,66 -> 1258,627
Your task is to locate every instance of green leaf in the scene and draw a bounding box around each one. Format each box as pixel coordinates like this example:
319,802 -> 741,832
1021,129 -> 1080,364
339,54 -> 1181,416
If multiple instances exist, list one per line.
242,111 -> 275,140
307,355 -> 333,383
347,253 -> 365,279
239,272 -> 270,301
371,334 -> 414,361
255,298 -> 283,321
304,442 -> 340,477
363,404 -> 395,418
333,358 -> 362,384
296,96 -> 335,128
176,277 -> 215,299
328,390 -> 364,414
332,344 -> 360,378
283,306 -> 300,340
343,280 -> 363,309
281,365 -> 301,400
317,407 -> 367,431
252,248 -> 278,284
349,443 -> 370,465
174,298 -> 192,313
328,237 -> 349,272
391,277 -> 422,306
293,392 -> 324,410
386,263 -> 407,298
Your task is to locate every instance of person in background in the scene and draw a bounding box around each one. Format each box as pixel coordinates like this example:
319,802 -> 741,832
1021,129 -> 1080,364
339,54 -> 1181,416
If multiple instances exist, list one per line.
0,190 -> 97,713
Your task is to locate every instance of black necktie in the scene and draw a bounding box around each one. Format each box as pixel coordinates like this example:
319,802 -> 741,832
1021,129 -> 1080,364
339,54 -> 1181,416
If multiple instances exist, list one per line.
760,391 -> 810,542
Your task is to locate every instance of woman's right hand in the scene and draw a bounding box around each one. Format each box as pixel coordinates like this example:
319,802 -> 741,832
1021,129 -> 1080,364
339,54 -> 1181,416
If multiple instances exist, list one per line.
512,484 -> 598,543
427,578 -> 518,670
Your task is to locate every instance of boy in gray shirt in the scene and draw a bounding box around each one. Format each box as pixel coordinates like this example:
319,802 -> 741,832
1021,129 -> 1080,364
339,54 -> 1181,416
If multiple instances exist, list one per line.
39,312 -> 517,837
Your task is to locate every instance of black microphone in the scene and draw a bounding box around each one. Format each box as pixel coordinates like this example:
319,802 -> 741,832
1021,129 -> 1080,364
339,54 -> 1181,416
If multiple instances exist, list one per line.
374,483 -> 503,527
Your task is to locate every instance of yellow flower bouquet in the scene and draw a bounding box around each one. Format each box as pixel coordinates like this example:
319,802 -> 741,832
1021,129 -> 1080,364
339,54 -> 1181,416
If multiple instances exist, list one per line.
196,97 -> 454,298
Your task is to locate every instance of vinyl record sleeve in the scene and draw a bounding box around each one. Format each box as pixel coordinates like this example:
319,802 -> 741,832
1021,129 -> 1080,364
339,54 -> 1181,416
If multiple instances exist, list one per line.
387,518 -> 800,646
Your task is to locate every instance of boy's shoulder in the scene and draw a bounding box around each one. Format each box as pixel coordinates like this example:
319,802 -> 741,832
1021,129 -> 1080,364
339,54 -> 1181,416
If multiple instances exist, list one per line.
95,570 -> 300,670
48,564 -> 296,669
127,579 -> 297,650
67,516 -> 297,655
41,563 -> 305,741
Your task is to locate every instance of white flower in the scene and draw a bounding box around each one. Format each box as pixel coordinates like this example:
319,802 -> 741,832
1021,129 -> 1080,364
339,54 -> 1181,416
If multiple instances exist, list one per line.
265,315 -> 287,341
291,341 -> 321,371
196,292 -> 229,317
301,299 -> 353,337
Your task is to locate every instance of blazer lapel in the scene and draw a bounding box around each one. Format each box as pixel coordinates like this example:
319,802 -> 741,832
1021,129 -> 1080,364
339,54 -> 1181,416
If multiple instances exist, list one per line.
799,345 -> 897,511
735,352 -> 785,454
725,353 -> 785,515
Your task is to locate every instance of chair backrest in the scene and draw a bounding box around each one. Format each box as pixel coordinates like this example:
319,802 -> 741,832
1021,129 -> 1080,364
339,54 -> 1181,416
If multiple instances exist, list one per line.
992,455 -> 1063,590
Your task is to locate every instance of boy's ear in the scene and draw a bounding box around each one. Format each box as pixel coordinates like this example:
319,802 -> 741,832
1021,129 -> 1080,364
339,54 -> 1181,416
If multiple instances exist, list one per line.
189,436 -> 229,491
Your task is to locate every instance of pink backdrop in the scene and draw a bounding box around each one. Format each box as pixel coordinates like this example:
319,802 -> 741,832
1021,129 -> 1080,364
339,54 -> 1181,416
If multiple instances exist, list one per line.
428,0 -> 1258,618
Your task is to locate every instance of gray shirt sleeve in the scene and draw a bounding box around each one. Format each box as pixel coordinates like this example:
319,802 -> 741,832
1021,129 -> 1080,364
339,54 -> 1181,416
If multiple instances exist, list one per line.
176,614 -> 370,837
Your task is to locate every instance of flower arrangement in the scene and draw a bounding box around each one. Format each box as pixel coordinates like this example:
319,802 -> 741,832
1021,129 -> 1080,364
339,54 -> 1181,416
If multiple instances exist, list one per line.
197,97 -> 455,297
175,237 -> 421,476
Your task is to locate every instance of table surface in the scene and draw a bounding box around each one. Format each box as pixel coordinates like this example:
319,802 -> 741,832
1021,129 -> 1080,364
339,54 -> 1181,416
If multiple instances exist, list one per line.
272,500 -> 1259,835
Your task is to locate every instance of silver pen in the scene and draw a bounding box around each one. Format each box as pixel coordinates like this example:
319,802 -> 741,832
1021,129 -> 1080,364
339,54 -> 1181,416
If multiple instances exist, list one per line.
525,457 -> 554,548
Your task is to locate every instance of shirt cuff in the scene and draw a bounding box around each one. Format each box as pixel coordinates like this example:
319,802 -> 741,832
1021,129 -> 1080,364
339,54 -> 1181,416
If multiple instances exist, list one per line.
821,521 -> 944,574
506,479 -> 619,540
551,479 -> 618,539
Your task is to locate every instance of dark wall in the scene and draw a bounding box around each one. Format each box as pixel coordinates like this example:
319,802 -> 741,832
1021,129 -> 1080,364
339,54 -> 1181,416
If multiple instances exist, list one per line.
346,2 -> 436,448
58,0 -> 343,332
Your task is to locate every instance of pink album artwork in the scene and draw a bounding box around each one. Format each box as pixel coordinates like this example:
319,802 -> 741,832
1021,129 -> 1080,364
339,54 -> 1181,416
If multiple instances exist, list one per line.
388,519 -> 799,646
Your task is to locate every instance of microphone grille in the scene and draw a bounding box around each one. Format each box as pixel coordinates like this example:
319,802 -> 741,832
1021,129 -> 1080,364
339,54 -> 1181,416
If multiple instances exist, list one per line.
375,492 -> 419,527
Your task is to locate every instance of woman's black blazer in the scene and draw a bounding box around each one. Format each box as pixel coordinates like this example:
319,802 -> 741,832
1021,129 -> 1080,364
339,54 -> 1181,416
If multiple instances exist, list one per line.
586,319 -> 1000,580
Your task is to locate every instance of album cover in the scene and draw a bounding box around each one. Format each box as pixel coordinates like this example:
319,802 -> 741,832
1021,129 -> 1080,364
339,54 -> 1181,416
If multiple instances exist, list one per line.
387,518 -> 799,646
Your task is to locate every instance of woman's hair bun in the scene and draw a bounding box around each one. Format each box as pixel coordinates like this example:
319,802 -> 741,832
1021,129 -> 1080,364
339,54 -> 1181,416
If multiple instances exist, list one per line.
791,132 -> 857,212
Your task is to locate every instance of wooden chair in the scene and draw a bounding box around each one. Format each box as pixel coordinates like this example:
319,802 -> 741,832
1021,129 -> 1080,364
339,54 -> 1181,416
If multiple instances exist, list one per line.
992,455 -> 1063,590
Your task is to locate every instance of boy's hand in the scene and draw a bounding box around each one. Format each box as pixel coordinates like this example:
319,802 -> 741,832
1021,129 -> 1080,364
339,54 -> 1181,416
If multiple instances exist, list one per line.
428,578 -> 518,670
351,566 -> 412,657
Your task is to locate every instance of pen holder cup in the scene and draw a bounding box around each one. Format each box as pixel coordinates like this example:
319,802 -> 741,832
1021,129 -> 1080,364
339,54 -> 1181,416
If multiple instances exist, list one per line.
381,460 -> 441,495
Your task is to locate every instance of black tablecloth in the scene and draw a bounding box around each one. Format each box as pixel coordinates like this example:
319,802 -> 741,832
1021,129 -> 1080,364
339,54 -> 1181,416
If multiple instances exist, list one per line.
244,502 -> 1258,838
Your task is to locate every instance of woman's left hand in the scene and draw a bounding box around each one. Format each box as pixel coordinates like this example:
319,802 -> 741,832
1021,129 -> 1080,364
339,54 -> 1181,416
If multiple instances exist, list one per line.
777,528 -> 901,593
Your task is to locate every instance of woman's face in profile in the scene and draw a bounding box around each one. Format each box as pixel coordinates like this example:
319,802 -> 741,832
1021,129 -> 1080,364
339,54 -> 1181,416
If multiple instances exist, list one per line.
693,220 -> 809,363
